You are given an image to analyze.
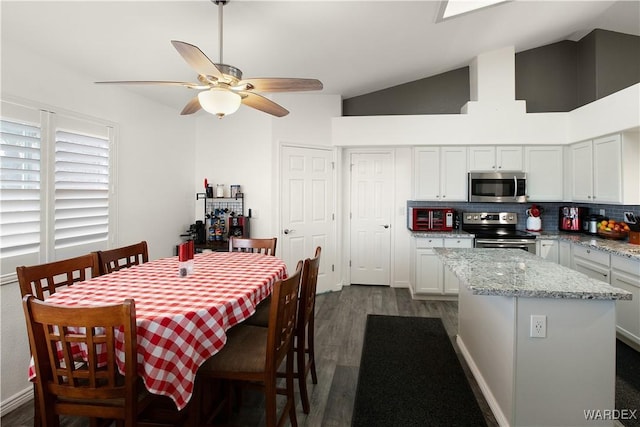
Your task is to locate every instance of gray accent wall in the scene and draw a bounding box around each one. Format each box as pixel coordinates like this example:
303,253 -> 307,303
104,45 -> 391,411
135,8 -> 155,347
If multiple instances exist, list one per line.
342,67 -> 470,116
344,29 -> 640,116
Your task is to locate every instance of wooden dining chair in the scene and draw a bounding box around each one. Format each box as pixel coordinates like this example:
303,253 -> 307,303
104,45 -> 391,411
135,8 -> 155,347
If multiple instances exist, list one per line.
228,237 -> 277,256
17,253 -> 100,300
243,247 -> 321,414
96,241 -> 149,275
16,253 -> 101,427
195,260 -> 303,427
22,295 -> 179,427
294,246 -> 321,414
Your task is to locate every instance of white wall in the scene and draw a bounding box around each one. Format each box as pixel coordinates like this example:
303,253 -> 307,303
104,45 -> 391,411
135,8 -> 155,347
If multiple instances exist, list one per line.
193,93 -> 341,239
1,40 -> 195,411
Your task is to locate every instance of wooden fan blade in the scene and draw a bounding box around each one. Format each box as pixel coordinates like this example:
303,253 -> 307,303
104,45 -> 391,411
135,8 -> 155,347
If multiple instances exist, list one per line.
171,40 -> 224,80
94,80 -> 207,89
237,78 -> 323,92
240,92 -> 289,117
181,97 -> 202,115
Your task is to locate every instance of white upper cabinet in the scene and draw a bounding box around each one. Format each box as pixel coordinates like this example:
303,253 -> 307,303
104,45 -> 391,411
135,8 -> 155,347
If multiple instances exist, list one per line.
468,146 -> 523,171
570,132 -> 640,204
524,146 -> 563,201
413,147 -> 467,201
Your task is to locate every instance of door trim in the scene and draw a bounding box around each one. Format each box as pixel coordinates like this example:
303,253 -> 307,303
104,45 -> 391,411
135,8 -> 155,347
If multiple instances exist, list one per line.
277,142 -> 340,293
343,147 -> 396,287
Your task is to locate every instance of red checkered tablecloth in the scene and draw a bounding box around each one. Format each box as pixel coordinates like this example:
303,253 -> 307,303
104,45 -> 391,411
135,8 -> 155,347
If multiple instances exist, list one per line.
27,251 -> 287,410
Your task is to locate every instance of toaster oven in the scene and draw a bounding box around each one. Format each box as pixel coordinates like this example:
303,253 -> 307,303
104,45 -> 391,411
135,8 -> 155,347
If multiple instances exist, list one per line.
408,207 -> 455,231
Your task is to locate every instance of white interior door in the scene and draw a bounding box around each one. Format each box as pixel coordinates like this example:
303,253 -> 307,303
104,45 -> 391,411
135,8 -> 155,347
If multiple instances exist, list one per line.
350,152 -> 392,286
280,145 -> 335,293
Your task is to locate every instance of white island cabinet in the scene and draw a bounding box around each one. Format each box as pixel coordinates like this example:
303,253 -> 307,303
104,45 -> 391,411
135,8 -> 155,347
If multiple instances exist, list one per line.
436,248 -> 631,427
412,235 -> 473,297
612,254 -> 640,350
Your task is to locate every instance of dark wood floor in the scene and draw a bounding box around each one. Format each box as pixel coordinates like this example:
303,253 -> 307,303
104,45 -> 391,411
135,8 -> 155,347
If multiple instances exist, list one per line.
2,285 -> 498,427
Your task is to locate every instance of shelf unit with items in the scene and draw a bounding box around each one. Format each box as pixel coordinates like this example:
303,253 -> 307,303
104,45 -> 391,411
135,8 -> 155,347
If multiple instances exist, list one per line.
195,191 -> 250,251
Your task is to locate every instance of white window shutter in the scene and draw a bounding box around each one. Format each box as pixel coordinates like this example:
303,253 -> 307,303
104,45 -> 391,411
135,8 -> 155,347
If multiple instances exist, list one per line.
54,130 -> 110,249
0,118 -> 42,257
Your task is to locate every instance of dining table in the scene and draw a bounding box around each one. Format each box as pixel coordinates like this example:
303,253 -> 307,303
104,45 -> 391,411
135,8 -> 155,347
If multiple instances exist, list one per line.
27,251 -> 288,411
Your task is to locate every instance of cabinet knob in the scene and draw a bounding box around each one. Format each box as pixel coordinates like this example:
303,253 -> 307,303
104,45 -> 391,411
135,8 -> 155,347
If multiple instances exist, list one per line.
442,195 -> 446,198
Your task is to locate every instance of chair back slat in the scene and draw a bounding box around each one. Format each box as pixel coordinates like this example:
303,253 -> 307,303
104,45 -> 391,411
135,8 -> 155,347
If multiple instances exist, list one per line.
229,237 -> 277,256
97,241 -> 149,275
17,253 -> 100,300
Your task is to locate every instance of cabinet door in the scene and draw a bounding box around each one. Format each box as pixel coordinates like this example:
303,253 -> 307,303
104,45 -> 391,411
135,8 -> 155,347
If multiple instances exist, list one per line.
537,239 -> 559,263
524,146 -> 563,201
570,141 -> 593,202
468,146 -> 496,171
612,270 -> 640,343
440,147 -> 468,201
496,146 -> 523,171
414,148 -> 441,200
593,134 -> 622,204
559,241 -> 572,267
573,258 -> 610,283
415,249 -> 443,293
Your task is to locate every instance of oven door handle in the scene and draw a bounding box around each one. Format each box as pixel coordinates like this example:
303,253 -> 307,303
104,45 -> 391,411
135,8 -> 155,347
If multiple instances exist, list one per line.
513,175 -> 517,200
476,240 -> 535,248
475,239 -> 534,245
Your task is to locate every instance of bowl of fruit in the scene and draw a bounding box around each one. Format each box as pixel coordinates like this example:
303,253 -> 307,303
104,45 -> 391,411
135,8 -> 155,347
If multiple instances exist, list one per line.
597,219 -> 630,240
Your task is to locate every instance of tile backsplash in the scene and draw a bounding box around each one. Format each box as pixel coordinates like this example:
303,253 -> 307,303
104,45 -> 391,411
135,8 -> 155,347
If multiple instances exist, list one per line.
406,201 -> 640,232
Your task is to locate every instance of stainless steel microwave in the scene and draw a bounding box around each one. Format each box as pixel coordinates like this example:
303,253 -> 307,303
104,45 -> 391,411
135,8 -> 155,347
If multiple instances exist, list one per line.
468,172 -> 528,203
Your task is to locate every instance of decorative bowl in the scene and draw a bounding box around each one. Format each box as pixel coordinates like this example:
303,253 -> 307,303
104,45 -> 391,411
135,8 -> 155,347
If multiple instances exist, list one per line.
597,229 -> 629,240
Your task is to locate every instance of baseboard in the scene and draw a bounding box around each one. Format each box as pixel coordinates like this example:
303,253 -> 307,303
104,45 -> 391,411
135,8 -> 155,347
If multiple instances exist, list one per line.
457,335 -> 510,427
616,331 -> 640,352
1,386 -> 33,417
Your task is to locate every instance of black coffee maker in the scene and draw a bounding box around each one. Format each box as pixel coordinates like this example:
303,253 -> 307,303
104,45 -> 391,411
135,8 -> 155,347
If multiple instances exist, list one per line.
190,220 -> 206,244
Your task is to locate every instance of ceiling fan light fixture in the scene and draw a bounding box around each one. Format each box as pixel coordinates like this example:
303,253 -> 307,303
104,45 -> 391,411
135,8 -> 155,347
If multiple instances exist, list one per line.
198,88 -> 241,118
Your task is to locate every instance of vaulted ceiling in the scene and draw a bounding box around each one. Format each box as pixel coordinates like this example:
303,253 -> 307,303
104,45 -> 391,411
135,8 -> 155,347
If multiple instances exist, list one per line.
2,1 -> 639,112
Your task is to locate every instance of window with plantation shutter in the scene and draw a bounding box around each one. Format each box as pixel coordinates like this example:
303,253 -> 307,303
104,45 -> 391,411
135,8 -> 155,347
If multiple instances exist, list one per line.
1,99 -> 115,281
0,118 -> 42,258
54,130 -> 110,249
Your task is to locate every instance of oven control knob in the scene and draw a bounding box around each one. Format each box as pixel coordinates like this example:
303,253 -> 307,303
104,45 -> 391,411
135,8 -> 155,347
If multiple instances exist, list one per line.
466,215 -> 472,220
474,215 -> 479,220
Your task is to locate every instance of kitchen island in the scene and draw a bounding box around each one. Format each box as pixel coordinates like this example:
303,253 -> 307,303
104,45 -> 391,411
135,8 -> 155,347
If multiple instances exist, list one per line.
435,248 -> 632,427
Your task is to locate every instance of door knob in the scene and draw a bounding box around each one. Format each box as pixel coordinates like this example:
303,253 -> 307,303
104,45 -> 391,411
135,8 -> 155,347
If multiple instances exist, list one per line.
283,229 -> 295,235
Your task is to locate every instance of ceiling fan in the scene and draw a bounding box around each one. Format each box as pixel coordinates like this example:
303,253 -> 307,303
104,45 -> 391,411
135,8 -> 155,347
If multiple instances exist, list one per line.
95,0 -> 322,118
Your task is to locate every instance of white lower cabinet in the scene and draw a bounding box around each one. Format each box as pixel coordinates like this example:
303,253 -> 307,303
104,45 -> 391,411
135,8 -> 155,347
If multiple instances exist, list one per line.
413,236 -> 472,296
612,255 -> 640,348
536,239 -> 559,263
572,245 -> 610,284
559,240 -> 572,267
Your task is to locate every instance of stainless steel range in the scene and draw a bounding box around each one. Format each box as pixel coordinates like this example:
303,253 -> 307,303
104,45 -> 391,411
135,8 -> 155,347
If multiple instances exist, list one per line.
462,212 -> 537,254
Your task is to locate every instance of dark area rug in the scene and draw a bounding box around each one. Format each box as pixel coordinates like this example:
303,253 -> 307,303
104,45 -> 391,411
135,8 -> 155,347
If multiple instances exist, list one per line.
352,315 -> 487,427
617,340 -> 640,427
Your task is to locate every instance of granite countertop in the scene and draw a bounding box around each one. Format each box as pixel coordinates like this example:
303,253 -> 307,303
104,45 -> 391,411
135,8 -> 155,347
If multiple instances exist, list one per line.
532,231 -> 640,260
434,247 -> 632,300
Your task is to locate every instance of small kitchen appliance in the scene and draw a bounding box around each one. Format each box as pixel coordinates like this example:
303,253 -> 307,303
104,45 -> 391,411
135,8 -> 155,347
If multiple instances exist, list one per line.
559,206 -> 588,232
228,215 -> 250,238
408,207 -> 455,231
585,214 -> 605,235
468,172 -> 528,203
525,204 -> 543,232
462,212 -> 537,253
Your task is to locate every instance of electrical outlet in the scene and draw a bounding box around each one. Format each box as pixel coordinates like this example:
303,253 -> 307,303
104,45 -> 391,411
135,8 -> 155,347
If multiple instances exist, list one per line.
599,209 -> 606,216
530,315 -> 546,338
